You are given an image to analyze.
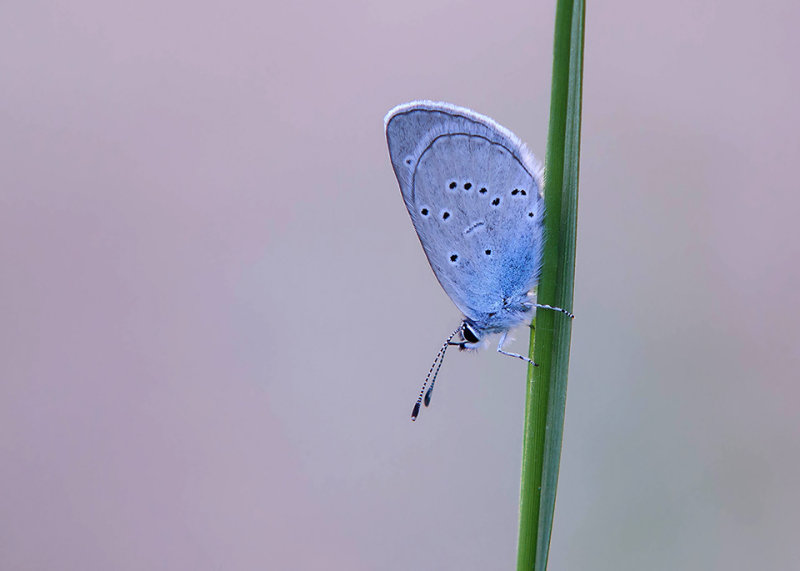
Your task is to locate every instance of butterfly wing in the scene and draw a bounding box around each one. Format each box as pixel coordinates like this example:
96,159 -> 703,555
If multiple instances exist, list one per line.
385,101 -> 544,322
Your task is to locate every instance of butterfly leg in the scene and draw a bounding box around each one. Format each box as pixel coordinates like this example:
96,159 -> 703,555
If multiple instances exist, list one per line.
496,331 -> 537,366
533,303 -> 574,319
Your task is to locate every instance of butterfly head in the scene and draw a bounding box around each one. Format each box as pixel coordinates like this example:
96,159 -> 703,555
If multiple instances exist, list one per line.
458,319 -> 484,351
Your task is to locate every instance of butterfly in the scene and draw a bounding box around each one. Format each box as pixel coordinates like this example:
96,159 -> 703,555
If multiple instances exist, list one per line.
385,101 -> 573,420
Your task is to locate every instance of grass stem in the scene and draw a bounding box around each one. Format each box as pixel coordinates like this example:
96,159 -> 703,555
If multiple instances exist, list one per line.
516,1 -> 585,569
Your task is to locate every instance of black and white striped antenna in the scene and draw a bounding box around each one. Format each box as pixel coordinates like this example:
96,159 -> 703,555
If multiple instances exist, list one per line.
411,325 -> 463,421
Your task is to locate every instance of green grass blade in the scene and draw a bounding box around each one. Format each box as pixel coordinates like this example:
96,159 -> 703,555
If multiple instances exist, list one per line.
516,0 -> 585,570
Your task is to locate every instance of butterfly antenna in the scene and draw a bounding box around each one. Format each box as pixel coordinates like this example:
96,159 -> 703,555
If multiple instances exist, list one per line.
411,325 -> 463,421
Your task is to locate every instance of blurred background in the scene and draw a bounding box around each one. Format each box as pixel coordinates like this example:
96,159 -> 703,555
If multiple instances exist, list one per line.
2,1 -> 799,569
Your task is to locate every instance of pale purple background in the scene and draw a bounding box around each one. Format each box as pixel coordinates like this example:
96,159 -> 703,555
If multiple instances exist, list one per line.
2,1 -> 799,570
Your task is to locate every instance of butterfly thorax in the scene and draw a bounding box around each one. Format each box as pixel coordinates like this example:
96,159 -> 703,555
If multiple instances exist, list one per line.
467,293 -> 532,333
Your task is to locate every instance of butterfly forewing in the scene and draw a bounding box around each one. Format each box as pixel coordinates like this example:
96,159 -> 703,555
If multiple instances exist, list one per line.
385,101 -> 544,323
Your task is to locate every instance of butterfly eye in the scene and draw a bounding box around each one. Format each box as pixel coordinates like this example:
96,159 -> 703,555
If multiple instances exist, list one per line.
462,322 -> 480,344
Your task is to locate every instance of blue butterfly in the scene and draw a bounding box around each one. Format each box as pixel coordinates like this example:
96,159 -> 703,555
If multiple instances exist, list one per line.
385,101 -> 573,420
